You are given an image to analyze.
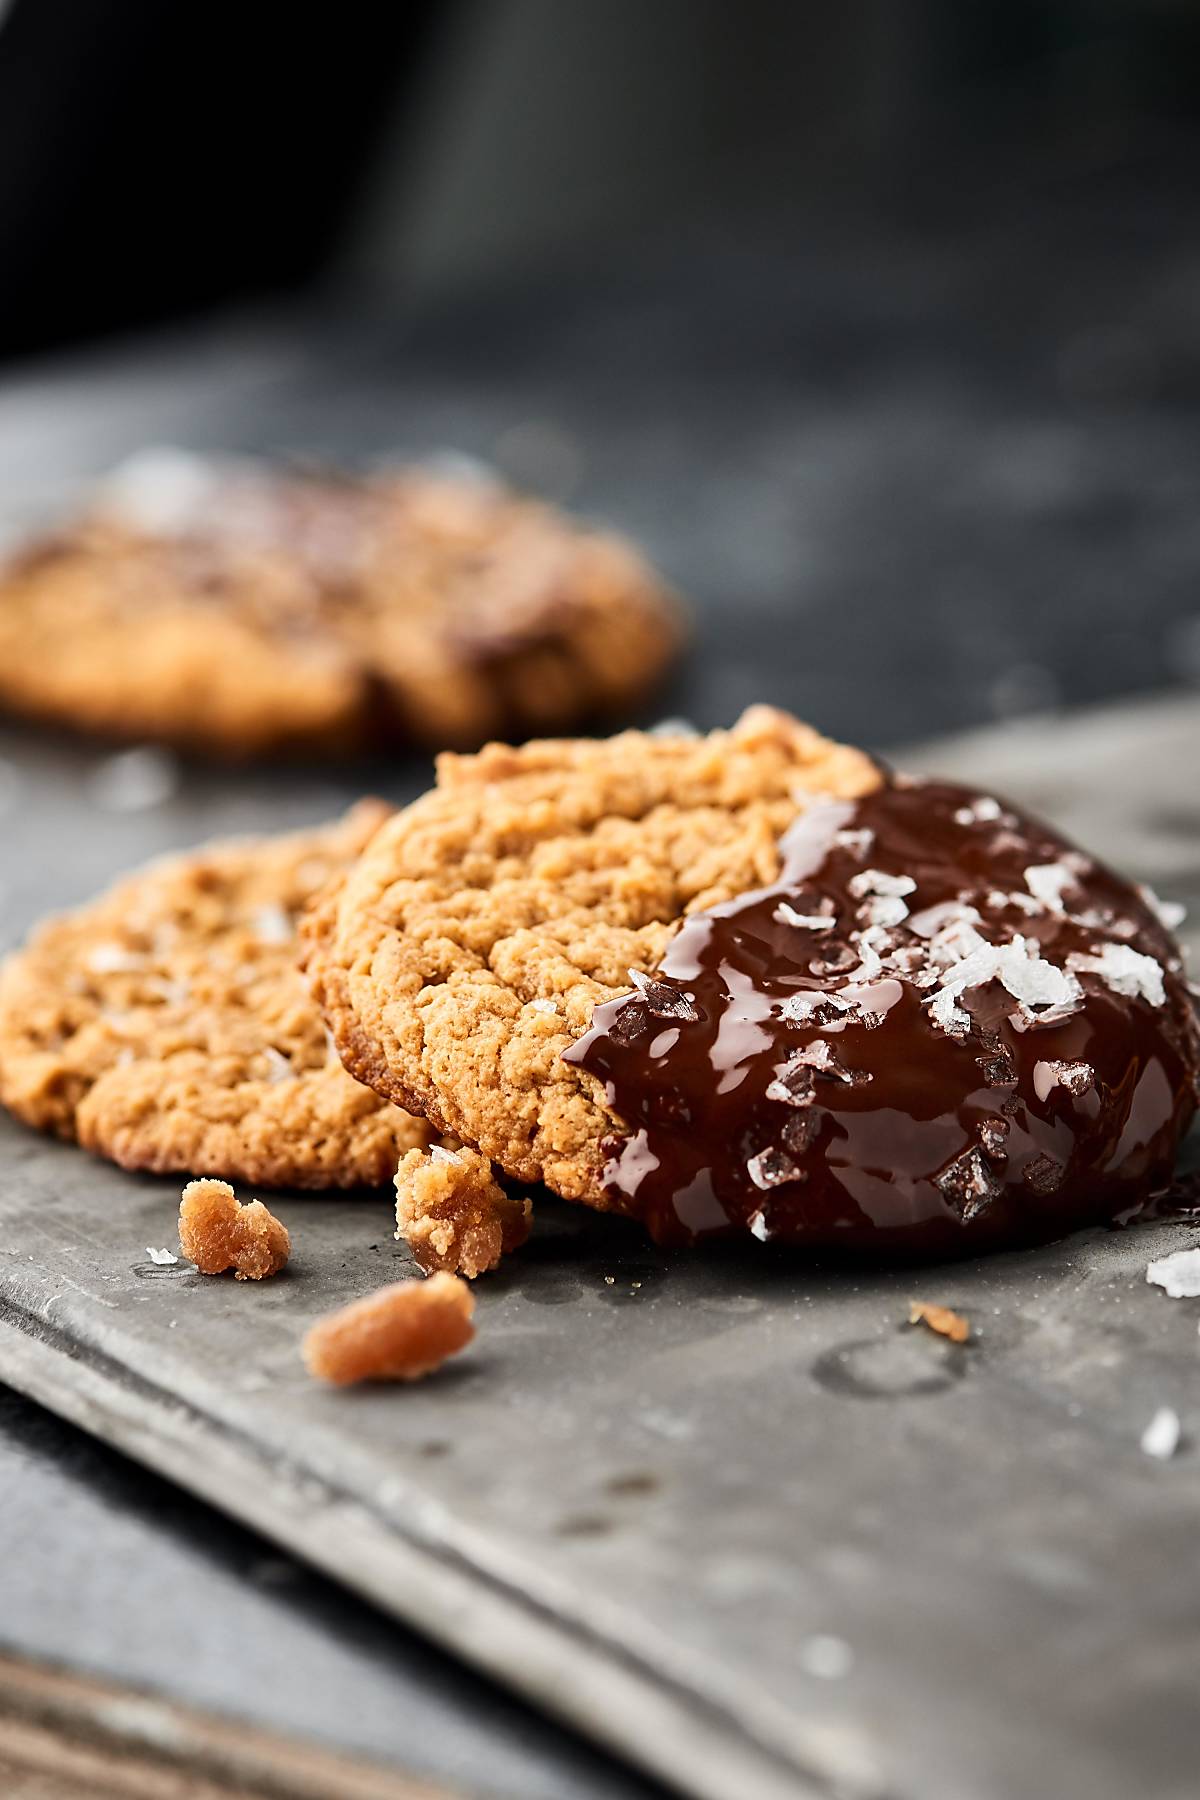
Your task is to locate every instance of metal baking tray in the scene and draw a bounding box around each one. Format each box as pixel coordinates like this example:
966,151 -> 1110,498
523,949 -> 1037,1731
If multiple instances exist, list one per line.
1,695 -> 1198,1800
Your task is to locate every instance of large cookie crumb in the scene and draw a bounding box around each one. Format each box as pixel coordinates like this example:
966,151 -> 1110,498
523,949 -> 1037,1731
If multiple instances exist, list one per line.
395,1144 -> 532,1278
302,1273 -> 475,1385
179,1178 -> 290,1280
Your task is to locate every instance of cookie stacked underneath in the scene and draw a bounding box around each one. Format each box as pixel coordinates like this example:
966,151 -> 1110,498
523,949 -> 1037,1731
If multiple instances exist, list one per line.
0,802 -> 432,1189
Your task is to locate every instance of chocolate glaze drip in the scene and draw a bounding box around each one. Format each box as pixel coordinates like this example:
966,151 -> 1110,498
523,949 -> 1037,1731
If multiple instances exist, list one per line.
564,779 -> 1199,1254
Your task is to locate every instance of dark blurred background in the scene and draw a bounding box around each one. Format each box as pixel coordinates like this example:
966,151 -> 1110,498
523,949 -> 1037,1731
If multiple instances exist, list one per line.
3,0 -> 1200,359
0,0 -> 1198,745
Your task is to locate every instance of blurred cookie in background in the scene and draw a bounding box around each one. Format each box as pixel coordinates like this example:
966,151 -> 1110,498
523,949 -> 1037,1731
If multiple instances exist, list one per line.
0,450 -> 685,758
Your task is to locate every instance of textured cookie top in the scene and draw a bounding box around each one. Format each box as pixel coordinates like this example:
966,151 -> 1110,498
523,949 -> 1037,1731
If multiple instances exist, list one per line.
0,803 -> 431,1188
302,710 -> 880,1206
0,454 -> 683,757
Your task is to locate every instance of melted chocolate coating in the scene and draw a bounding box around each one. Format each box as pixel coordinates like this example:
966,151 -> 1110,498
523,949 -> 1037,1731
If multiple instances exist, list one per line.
564,780 -> 1198,1254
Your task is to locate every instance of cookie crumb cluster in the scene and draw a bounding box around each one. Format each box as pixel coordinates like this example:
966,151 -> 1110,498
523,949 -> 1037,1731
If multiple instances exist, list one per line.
395,1144 -> 532,1279
302,1273 -> 475,1385
179,1179 -> 290,1280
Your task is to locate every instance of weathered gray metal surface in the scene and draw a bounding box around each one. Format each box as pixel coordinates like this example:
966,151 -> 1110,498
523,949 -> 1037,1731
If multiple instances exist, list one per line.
0,695 -> 1198,1800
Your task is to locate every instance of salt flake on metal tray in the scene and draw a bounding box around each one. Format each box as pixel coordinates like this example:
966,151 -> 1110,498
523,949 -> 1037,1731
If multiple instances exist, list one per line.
1141,1407 -> 1182,1460
1146,1248 -> 1200,1299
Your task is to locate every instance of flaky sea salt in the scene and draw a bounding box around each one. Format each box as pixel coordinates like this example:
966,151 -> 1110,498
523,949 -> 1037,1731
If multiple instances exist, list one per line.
647,718 -> 701,739
251,904 -> 293,945
261,1046 -> 295,1085
954,796 -> 1003,826
747,1147 -> 802,1190
936,1148 -> 1000,1221
748,1209 -> 771,1241
847,870 -> 917,901
89,747 -> 179,812
85,943 -> 145,975
429,1144 -> 462,1165
628,969 -> 700,1022
834,828 -> 873,857
1033,1059 -> 1093,1101
1138,884 -> 1186,933
1146,1248 -> 1200,1299
1068,943 -> 1166,1006
929,987 -> 971,1036
530,997 -> 559,1015
909,900 -> 981,939
1141,1407 -> 1181,1460
100,447 -> 222,533
990,889 -> 1042,916
146,1246 -> 178,1265
857,894 -> 910,929
774,900 -> 835,931
1024,863 -> 1078,912
780,991 -> 855,1026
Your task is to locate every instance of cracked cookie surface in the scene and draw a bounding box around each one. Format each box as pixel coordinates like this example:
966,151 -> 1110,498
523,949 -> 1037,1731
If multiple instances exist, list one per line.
0,456 -> 683,757
302,710 -> 880,1210
0,802 -> 431,1187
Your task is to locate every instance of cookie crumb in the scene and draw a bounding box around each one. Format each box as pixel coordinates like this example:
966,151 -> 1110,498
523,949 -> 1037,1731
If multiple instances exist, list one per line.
908,1300 -> 971,1344
394,1145 -> 531,1279
179,1178 -> 290,1281
302,1273 -> 475,1385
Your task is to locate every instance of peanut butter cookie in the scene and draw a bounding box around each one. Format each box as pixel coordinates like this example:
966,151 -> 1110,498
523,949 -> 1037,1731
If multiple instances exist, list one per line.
0,802 -> 431,1187
0,454 -> 683,757
301,709 -> 879,1215
303,712 -> 1197,1254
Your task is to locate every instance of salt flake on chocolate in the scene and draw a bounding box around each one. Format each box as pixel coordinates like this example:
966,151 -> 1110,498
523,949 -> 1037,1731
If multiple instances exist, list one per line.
936,1147 -> 1001,1222
848,869 -> 917,901
1067,943 -> 1166,1006
858,894 -> 910,929
627,968 -> 701,1022
909,900 -> 981,940
834,828 -> 874,858
747,1146 -> 803,1190
929,986 -> 971,1037
1024,863 -> 1078,913
775,899 -> 836,931
1138,884 -> 1186,933
954,796 -> 1003,825
1033,1059 -> 1093,1101
780,990 -> 855,1026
